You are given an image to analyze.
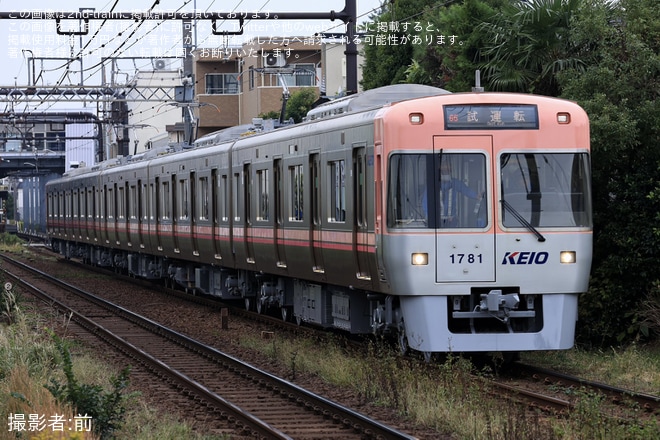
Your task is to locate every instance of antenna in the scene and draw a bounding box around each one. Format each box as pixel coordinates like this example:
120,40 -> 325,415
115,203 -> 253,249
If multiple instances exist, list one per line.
472,70 -> 484,93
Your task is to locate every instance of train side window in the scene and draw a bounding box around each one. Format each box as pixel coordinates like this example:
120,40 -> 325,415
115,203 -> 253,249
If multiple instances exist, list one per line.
220,174 -> 229,222
178,178 -> 189,220
289,164 -> 304,221
199,175 -> 209,221
129,184 -> 137,220
329,160 -> 346,222
99,187 -> 105,221
118,185 -> 125,220
148,183 -> 155,221
140,182 -> 147,221
233,172 -> 241,221
72,189 -> 78,221
87,188 -> 94,219
161,180 -> 170,220
256,169 -> 269,221
107,186 -> 115,220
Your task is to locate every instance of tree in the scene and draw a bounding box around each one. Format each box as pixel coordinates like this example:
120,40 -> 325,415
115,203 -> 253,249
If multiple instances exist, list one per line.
477,0 -> 585,95
360,0 -> 437,90
407,0 -> 507,92
285,88 -> 318,123
558,0 -> 660,345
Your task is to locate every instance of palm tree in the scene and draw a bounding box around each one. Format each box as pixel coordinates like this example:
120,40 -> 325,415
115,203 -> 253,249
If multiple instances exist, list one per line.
478,0 -> 585,95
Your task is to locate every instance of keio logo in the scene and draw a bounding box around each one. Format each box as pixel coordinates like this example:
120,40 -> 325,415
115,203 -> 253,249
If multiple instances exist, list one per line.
501,251 -> 549,265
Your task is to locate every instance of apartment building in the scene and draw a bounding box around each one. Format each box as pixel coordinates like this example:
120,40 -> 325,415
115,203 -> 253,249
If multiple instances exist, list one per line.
193,36 -> 363,137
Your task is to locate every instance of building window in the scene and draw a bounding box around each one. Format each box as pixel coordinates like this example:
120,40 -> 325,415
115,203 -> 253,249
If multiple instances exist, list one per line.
205,73 -> 241,94
280,64 -> 316,87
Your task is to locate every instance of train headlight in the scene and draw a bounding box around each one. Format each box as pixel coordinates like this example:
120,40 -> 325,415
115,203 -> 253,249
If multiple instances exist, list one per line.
411,253 -> 428,266
560,251 -> 576,264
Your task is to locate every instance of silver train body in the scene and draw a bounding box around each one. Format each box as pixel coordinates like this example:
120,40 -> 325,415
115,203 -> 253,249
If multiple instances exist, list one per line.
46,84 -> 593,355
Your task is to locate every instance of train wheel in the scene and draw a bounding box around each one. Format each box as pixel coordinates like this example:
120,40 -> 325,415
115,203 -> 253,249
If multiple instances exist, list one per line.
256,299 -> 263,314
244,297 -> 251,311
281,306 -> 289,322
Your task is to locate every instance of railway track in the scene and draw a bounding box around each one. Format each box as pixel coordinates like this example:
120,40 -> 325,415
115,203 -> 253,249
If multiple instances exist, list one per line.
515,363 -> 660,416
1,254 -> 417,440
6,247 -> 659,435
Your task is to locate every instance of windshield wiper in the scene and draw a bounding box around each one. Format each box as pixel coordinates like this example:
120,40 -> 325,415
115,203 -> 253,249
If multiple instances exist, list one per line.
500,199 -> 546,242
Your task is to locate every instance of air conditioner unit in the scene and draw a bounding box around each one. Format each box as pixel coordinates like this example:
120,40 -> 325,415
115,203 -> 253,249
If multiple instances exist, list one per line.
153,59 -> 169,70
265,53 -> 286,68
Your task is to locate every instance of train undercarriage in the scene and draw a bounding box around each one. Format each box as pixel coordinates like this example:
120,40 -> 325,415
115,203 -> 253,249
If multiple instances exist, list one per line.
52,240 -> 397,338
52,238 -> 548,358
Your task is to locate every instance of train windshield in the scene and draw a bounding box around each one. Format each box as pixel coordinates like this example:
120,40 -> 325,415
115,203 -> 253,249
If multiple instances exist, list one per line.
387,153 -> 487,229
500,153 -> 592,228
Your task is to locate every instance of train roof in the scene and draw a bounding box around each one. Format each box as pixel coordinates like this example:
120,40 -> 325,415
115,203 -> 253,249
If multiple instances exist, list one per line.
305,84 -> 451,121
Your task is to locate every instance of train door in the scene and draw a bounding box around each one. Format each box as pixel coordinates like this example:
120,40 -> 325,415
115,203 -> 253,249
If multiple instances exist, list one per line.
138,180 -> 146,249
353,145 -> 371,280
273,158 -> 286,268
172,175 -> 180,253
154,177 -> 163,251
310,153 -> 324,274
433,136 -> 494,283
100,186 -> 108,244
86,187 -> 93,242
243,163 -> 255,263
109,184 -> 118,245
127,182 -> 135,247
211,169 -> 222,260
190,171 -> 199,256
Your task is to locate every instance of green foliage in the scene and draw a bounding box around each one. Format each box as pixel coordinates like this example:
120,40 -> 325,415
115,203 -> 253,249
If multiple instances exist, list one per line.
557,0 -> 660,345
284,88 -> 318,123
477,0 -> 585,95
0,232 -> 24,246
360,0 -> 437,89
45,333 -> 136,439
257,110 -> 280,120
408,0 -> 507,92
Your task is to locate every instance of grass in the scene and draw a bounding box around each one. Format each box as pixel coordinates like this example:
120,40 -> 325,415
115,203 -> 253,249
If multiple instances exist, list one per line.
522,343 -> 660,395
0,295 -> 229,440
1,239 -> 658,438
3,298 -> 659,439
239,332 -> 660,439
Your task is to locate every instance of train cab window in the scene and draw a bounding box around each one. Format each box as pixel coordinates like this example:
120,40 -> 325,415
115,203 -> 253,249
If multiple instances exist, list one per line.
387,153 -> 487,229
500,153 -> 592,228
329,160 -> 346,222
256,169 -> 269,221
289,164 -> 304,222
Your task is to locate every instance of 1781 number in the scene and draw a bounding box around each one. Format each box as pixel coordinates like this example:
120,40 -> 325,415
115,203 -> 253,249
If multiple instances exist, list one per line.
449,253 -> 483,264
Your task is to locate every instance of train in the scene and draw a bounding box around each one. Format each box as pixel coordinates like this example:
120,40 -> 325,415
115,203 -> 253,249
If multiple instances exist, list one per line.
45,84 -> 593,357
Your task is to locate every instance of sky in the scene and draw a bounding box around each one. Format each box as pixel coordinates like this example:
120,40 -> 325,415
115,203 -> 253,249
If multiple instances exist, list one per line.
0,0 -> 385,87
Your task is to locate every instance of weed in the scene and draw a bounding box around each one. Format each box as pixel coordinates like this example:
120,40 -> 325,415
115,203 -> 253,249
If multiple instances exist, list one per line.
44,332 -> 138,440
